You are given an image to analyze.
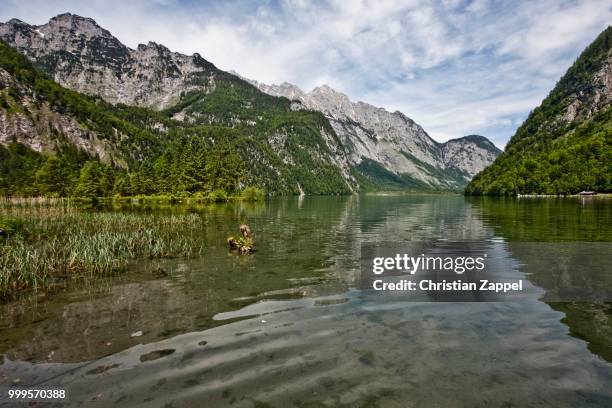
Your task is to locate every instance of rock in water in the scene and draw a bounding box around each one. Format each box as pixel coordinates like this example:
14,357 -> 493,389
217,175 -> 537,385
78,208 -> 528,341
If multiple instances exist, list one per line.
228,225 -> 254,253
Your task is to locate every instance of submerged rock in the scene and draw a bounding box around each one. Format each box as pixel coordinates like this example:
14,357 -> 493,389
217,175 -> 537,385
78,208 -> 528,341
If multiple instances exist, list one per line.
152,266 -> 168,277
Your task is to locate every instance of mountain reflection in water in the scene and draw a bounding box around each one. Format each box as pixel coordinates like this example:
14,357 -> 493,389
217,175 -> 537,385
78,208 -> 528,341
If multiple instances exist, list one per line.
0,195 -> 611,407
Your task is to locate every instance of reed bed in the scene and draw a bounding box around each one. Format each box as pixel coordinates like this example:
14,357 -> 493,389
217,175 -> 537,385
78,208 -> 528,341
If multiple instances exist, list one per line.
0,206 -> 206,299
0,196 -> 77,209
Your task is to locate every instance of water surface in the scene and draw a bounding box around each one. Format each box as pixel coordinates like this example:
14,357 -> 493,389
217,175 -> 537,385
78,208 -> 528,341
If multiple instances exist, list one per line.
1,195 -> 611,407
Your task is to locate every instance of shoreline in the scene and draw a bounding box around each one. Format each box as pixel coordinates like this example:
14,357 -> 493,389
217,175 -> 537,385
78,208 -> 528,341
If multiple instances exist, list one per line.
516,193 -> 612,198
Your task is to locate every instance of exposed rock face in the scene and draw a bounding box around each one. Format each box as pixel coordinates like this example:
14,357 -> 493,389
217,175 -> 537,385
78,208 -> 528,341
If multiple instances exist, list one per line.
0,13 -> 502,190
0,13 -> 216,109
558,56 -> 612,124
0,67 -> 117,163
247,79 -> 501,187
441,135 -> 502,178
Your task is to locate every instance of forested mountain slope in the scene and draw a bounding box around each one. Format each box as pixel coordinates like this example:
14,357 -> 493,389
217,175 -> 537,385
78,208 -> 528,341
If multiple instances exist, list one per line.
0,39 -> 352,196
245,78 -> 501,189
0,13 -> 503,196
466,26 -> 612,195
0,13 -> 501,194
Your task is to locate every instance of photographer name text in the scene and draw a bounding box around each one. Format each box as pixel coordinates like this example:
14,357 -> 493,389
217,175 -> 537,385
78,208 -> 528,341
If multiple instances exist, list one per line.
372,279 -> 523,293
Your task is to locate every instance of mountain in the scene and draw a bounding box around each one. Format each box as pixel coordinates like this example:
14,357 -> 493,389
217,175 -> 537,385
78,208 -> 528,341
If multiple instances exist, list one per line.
466,26 -> 612,195
0,38 -> 214,196
243,78 -> 501,189
0,14 -> 360,196
0,37 -> 357,196
0,13 -> 217,109
0,13 -> 500,196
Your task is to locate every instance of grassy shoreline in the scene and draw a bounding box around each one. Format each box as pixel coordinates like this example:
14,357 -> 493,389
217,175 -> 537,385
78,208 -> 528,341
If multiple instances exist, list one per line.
0,206 -> 207,300
0,186 -> 265,207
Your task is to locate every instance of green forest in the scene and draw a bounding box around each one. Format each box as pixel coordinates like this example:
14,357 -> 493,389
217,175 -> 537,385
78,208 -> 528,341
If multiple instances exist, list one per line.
465,27 -> 612,196
0,39 -> 352,198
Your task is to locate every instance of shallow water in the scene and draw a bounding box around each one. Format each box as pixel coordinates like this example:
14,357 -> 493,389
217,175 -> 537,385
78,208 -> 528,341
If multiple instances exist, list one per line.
1,195 -> 611,407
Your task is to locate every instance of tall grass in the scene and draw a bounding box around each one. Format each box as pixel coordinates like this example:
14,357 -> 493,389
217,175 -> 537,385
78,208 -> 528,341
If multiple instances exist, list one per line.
0,206 -> 205,299
0,196 -> 76,210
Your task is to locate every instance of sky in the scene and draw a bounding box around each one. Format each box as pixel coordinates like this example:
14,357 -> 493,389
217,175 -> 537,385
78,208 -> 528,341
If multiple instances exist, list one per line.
1,0 -> 611,148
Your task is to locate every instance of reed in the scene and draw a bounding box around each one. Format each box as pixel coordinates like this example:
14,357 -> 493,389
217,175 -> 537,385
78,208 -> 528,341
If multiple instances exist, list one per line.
0,196 -> 76,209
0,206 -> 205,299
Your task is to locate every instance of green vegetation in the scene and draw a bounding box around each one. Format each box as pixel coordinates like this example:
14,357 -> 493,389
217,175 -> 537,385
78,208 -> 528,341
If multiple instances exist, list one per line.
353,158 -> 452,192
0,205 -> 206,299
466,27 -> 612,195
466,105 -> 612,195
0,142 -> 44,196
227,235 -> 254,254
0,39 -> 352,197
240,187 -> 265,201
0,215 -> 24,237
400,150 -> 469,189
0,40 -> 168,162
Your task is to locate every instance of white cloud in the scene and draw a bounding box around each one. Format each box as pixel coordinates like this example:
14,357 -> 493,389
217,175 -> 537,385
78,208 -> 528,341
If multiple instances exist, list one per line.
0,0 -> 610,147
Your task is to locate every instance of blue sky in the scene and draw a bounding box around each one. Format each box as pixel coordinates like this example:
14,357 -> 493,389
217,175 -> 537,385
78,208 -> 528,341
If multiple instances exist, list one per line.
2,0 -> 611,148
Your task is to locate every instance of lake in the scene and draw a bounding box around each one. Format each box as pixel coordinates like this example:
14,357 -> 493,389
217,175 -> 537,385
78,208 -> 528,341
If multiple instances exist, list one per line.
1,195 -> 611,407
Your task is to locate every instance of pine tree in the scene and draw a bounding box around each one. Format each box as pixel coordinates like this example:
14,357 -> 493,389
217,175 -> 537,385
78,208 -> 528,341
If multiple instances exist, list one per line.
74,161 -> 114,197
35,155 -> 71,196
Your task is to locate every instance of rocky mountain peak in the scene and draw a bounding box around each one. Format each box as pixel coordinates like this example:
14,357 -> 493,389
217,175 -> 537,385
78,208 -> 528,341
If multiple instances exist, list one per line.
307,85 -> 355,120
0,12 -> 129,66
0,13 -> 220,108
310,84 -> 350,100
445,134 -> 501,152
391,110 -> 418,125
0,12 -> 502,191
6,18 -> 27,26
135,41 -> 175,60
45,12 -> 111,38
236,76 -> 306,101
276,81 -> 304,96
242,75 -> 500,186
1,19 -> 36,48
311,84 -> 340,95
442,135 -> 502,178
138,41 -> 170,52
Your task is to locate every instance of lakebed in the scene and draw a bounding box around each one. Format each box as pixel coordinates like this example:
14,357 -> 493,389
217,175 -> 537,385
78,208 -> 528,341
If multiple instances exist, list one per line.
0,195 -> 611,407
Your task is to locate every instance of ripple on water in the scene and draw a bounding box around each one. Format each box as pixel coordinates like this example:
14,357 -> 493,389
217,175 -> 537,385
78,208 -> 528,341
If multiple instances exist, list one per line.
1,295 -> 610,407
1,196 -> 611,407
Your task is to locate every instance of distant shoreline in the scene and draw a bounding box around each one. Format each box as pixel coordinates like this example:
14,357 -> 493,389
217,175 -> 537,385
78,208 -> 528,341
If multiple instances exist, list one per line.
516,193 -> 612,198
